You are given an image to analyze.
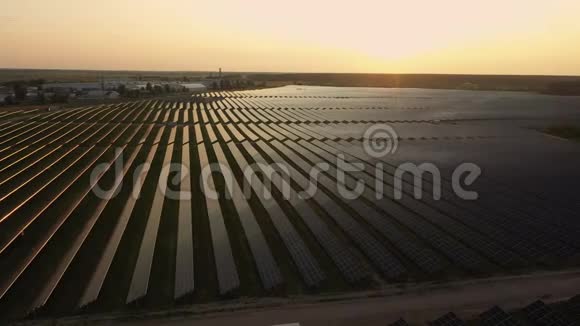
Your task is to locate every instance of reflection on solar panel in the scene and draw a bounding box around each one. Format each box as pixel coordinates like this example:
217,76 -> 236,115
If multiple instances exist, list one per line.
198,142 -> 240,295
250,140 -> 371,283
227,142 -> 325,287
31,124 -> 144,312
175,127 -> 195,299
79,126 -> 162,307
212,142 -> 283,290
268,140 -> 406,279
127,127 -> 176,303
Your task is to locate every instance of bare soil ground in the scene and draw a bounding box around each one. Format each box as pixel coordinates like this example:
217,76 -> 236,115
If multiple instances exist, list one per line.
17,269 -> 580,326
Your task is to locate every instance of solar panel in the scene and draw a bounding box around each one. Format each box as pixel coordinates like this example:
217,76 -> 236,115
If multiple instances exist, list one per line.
480,306 -> 521,326
215,124 -> 232,143
564,295 -> 580,321
127,127 -> 176,303
197,143 -> 240,295
258,123 -> 287,141
272,140 -> 406,279
227,142 -> 325,288
389,318 -> 410,326
428,312 -> 466,326
174,126 -> 195,299
234,109 -> 250,123
212,141 -> 283,291
523,300 -> 575,326
248,124 -> 273,141
200,109 -> 209,124
258,141 -> 380,282
217,110 -> 229,124
209,109 -> 219,124
79,126 -> 161,307
225,109 -> 240,123
244,141 -> 370,284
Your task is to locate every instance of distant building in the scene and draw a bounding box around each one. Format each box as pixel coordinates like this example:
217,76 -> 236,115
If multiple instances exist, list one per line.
26,86 -> 39,99
200,79 -> 220,88
125,83 -> 149,91
0,87 -> 14,104
42,92 -> 55,100
26,92 -> 39,99
106,91 -> 120,99
79,90 -> 120,100
41,80 -> 206,99
42,82 -> 102,92
166,83 -> 184,92
181,83 -> 207,93
458,82 -> 480,90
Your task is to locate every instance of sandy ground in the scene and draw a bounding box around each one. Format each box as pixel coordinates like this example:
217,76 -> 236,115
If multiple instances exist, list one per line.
24,269 -> 580,326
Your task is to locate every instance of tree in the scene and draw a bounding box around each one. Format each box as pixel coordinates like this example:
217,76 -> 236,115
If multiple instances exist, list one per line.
117,84 -> 127,95
30,79 -> 45,86
153,85 -> 164,94
146,82 -> 153,93
51,93 -> 69,103
13,84 -> 27,100
38,92 -> 45,104
3,95 -> 14,105
126,89 -> 140,98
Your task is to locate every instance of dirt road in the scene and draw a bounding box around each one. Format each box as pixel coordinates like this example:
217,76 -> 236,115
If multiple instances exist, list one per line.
39,269 -> 580,326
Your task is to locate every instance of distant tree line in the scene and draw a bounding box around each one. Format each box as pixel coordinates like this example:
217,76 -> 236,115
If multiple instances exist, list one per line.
544,81 -> 580,95
1,79 -> 45,104
209,79 -> 255,90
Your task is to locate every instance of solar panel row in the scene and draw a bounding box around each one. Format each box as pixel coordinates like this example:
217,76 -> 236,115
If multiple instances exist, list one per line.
0,91 -> 578,319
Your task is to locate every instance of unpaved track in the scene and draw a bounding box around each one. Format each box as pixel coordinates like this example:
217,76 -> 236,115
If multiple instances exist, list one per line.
26,269 -> 580,326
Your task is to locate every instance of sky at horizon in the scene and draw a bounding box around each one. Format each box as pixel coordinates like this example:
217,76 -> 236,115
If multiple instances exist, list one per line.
1,0 -> 580,75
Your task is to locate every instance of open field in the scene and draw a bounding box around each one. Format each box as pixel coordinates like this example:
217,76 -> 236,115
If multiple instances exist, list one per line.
0,86 -> 580,322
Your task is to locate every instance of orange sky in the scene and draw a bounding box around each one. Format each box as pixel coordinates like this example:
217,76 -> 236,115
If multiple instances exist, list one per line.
1,0 -> 580,75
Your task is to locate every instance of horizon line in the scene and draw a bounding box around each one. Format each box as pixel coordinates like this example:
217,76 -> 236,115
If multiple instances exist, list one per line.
1,67 -> 580,78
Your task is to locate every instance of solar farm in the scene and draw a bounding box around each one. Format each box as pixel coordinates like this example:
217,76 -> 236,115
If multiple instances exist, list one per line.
0,86 -> 580,320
